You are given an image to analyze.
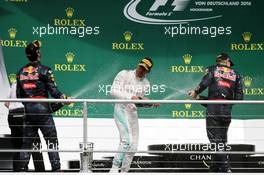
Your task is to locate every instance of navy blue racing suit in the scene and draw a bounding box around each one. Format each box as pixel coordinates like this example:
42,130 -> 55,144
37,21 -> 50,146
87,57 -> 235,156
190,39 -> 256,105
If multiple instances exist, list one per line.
16,61 -> 66,171
194,64 -> 243,172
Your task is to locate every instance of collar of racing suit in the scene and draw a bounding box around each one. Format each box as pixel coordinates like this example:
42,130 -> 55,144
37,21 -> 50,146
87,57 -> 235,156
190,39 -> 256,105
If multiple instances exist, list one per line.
29,61 -> 40,64
26,61 -> 40,68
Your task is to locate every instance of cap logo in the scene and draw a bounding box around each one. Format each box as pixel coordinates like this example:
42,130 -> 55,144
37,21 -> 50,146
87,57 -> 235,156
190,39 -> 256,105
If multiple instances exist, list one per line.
142,59 -> 152,67
32,40 -> 41,48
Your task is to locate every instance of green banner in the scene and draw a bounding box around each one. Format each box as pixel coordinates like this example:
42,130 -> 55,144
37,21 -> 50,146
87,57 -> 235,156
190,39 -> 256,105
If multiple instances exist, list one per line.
1,0 -> 264,119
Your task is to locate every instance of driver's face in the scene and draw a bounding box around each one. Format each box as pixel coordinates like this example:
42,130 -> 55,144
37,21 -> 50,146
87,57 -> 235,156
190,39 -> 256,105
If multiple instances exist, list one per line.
136,65 -> 148,78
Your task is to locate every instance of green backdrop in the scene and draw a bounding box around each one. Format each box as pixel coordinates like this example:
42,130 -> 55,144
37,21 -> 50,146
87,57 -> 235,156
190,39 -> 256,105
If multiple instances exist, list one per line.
1,0 -> 264,119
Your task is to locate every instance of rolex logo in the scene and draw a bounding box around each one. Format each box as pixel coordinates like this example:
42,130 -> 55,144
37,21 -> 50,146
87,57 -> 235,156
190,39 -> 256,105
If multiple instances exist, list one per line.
231,32 -> 263,51
8,28 -> 17,39
123,31 -> 133,42
55,101 -> 83,117
55,52 -> 86,72
242,32 -> 252,43
243,76 -> 252,88
65,52 -> 75,64
184,103 -> 192,109
112,31 -> 143,50
65,7 -> 74,18
1,28 -> 27,47
8,74 -> 17,84
183,54 -> 192,64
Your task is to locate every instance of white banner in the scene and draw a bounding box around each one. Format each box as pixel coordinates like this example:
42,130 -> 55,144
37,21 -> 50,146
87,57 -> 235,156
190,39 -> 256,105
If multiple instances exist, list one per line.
0,39 -> 10,134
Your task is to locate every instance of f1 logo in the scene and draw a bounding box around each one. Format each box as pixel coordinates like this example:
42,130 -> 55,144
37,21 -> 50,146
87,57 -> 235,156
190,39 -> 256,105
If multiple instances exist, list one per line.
149,0 -> 189,11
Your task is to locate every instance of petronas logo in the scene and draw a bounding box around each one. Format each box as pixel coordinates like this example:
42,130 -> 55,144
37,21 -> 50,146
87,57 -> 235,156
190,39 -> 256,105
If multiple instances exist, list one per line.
8,28 -> 17,39
65,52 -> 75,64
243,76 -> 252,88
123,31 -> 133,42
183,54 -> 192,64
65,7 -> 74,18
242,32 -> 252,43
184,103 -> 192,109
8,74 -> 17,84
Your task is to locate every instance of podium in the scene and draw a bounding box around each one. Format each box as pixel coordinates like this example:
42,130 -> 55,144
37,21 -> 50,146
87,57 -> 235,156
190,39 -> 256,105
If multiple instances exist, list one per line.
0,134 -> 45,171
69,143 -> 264,173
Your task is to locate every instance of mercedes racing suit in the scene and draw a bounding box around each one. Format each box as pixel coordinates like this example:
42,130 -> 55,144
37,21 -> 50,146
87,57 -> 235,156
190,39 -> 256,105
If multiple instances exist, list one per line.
110,70 -> 150,172
16,61 -> 66,171
194,64 -> 243,172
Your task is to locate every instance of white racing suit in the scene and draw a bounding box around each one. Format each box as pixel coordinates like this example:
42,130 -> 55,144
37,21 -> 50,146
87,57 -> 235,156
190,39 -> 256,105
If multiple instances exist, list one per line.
110,70 -> 150,172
